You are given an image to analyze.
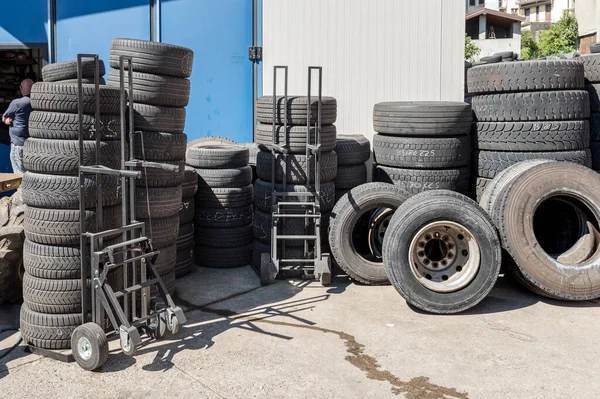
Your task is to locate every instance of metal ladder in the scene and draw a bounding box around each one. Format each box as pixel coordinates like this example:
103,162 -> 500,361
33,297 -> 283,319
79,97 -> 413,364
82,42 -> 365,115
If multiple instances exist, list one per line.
260,66 -> 331,286
71,54 -> 186,371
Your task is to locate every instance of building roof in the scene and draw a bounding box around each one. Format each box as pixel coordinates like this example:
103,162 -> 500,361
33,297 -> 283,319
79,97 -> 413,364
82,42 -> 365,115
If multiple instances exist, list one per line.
466,8 -> 526,23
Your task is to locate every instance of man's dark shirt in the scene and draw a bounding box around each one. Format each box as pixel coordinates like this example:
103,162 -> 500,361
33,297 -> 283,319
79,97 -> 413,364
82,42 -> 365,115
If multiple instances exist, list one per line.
2,95 -> 31,146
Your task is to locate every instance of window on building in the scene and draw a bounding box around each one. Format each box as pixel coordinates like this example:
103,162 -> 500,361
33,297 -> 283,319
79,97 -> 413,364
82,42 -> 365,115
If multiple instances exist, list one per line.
479,0 -> 484,4
545,4 -> 551,21
525,7 -> 530,23
536,6 -> 540,22
469,0 -> 475,5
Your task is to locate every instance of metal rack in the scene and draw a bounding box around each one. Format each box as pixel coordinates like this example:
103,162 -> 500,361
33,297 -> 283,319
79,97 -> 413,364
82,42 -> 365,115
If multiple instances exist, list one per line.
69,54 -> 185,370
260,66 -> 331,286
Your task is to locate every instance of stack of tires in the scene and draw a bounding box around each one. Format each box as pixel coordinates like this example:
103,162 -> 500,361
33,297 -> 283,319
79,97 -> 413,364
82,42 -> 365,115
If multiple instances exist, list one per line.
333,134 -> 371,202
373,102 -> 471,195
107,38 -> 194,294
41,60 -> 106,84
468,60 -> 591,200
188,145 -> 254,269
176,167 -> 197,277
21,77 -> 122,350
583,53 -> 600,171
252,96 -> 338,271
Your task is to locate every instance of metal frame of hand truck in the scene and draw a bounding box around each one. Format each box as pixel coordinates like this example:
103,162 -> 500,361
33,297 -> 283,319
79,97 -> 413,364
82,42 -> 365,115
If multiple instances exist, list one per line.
69,54 -> 185,370
259,66 -> 331,286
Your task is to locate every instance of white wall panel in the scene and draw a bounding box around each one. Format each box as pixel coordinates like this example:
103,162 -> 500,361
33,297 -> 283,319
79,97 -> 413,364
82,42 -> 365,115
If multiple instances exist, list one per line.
262,0 -> 465,142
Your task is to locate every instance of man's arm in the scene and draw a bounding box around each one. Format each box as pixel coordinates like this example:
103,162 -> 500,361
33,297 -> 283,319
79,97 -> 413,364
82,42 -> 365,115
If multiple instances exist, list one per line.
2,100 -> 17,125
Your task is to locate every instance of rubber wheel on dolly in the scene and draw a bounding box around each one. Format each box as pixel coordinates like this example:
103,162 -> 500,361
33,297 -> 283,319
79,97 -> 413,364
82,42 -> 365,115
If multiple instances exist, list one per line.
316,254 -> 332,286
260,253 -> 276,286
71,322 -> 109,371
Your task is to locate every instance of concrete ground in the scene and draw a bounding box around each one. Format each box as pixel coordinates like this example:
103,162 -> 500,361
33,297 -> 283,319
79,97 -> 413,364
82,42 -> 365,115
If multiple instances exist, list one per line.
1,266 -> 599,399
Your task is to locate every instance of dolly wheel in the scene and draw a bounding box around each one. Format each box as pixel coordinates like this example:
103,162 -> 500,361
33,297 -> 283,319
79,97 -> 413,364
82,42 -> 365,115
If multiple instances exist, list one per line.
168,313 -> 180,335
71,323 -> 108,371
319,254 -> 332,287
260,253 -> 275,286
120,334 -> 137,357
148,300 -> 167,340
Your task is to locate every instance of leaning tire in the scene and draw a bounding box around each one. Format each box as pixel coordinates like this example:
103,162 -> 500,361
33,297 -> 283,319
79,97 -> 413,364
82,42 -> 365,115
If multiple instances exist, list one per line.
30,83 -> 120,114
382,190 -> 502,314
329,182 -> 410,285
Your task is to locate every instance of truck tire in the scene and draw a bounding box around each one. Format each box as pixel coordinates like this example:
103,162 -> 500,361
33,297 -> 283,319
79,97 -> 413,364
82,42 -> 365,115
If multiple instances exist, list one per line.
41,60 -> 106,82
254,124 -> 337,153
374,166 -> 470,195
255,150 -> 337,184
30,82 -> 120,114
106,69 -> 190,107
335,134 -> 371,165
254,179 -> 335,212
329,182 -> 410,285
256,96 -> 337,125
29,112 -> 121,140
373,134 -> 470,168
383,190 -> 501,314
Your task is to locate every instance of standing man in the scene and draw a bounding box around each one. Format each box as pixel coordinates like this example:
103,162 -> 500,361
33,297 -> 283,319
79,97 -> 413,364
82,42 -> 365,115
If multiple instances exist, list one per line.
2,79 -> 33,174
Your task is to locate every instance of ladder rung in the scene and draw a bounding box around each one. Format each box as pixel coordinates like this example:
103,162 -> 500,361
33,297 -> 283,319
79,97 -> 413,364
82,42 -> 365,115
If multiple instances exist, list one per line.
280,259 -> 317,264
276,202 -> 317,207
113,278 -> 160,299
106,236 -> 150,250
107,251 -> 159,268
272,214 -> 320,218
274,193 -> 317,197
79,165 -> 140,178
275,235 -> 317,240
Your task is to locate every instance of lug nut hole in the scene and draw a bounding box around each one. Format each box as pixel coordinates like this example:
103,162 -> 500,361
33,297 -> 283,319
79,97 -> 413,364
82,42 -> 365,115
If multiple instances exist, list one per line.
456,265 -> 462,272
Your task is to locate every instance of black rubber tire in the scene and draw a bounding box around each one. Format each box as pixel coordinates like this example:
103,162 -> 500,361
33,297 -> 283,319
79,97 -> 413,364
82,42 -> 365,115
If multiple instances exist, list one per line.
254,179 -> 335,212
186,145 -> 249,169
335,134 -> 371,165
334,164 -> 367,190
586,84 -> 600,113
592,142 -> 600,170
383,190 -> 502,314
196,223 -> 253,248
179,197 -> 195,225
71,323 -> 109,371
479,55 -> 503,63
106,69 -> 190,107
22,172 -> 120,209
140,216 -> 179,249
30,82 -> 120,114
20,303 -> 82,349
329,182 -> 410,285
493,51 -> 515,59
23,273 -> 82,314
24,205 -> 121,246
23,240 -> 81,279
29,111 -> 121,140
137,161 -> 184,188
135,186 -> 182,219
132,103 -> 186,133
471,91 -> 590,122
182,166 -> 198,198
176,222 -> 194,250
153,244 -> 176,275
255,150 -> 337,184
58,78 -> 105,85
196,166 -> 253,188
467,60 -> 584,94
582,54 -> 600,83
592,113 -> 600,141
374,166 -> 470,195
256,96 -> 337,125
373,102 -> 472,136
175,247 -> 194,278
486,162 -> 600,300
253,209 -> 330,246
475,177 -> 492,202
195,184 -> 253,208
254,124 -> 337,153
132,131 -> 187,161
41,60 -> 106,82
195,244 -> 251,268
239,142 -> 259,166
475,149 -> 592,179
474,120 -> 590,151
24,139 -> 121,175
110,38 -> 194,78
373,134 -> 471,168
194,204 -> 253,228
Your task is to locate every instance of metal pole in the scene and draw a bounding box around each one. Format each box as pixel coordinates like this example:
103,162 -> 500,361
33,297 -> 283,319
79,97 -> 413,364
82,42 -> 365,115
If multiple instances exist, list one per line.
252,0 -> 258,141
156,0 -> 162,42
77,55 -> 87,323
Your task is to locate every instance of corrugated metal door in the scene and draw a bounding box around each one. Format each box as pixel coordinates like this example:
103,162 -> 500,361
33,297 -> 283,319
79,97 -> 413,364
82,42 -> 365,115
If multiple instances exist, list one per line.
161,0 -> 254,143
262,0 -> 464,142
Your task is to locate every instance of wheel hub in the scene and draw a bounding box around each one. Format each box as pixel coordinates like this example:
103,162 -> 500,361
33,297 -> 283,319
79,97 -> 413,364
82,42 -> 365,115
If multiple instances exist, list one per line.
368,207 -> 394,259
77,337 -> 93,361
409,221 -> 480,293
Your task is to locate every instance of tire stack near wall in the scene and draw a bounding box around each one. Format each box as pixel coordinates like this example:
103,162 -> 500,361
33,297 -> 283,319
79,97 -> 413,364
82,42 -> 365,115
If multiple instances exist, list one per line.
468,60 -> 591,200
176,167 -> 197,277
20,71 -> 122,349
187,145 -> 254,269
107,38 -> 194,293
372,102 -> 472,195
333,135 -> 370,202
582,54 -> 600,170
252,96 -> 338,270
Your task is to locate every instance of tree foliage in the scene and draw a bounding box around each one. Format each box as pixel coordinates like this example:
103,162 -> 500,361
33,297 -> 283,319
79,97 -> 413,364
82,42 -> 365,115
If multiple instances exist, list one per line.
538,12 -> 579,56
465,34 -> 480,61
521,30 -> 539,60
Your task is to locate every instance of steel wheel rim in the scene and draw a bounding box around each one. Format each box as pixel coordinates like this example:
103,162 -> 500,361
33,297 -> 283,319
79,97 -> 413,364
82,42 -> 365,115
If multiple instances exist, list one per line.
368,207 -> 394,259
77,337 -> 93,361
408,221 -> 480,293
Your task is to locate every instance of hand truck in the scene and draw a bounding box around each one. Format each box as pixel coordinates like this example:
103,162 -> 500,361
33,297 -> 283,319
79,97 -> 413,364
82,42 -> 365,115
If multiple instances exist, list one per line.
260,66 -> 332,286
70,54 -> 186,371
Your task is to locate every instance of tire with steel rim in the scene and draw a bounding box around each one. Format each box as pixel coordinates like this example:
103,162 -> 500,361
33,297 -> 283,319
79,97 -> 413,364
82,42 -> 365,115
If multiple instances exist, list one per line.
383,190 -> 501,314
71,322 -> 109,371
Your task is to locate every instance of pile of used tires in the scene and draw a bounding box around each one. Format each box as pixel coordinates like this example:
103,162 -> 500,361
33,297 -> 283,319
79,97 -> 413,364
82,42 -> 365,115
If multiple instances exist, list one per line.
176,167 -> 197,277
333,134 -> 370,201
584,51 -> 600,170
252,96 -> 338,270
468,59 -> 591,200
187,144 -> 254,269
0,188 -> 25,304
372,101 -> 472,195
107,38 -> 194,293
21,61 -> 123,349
